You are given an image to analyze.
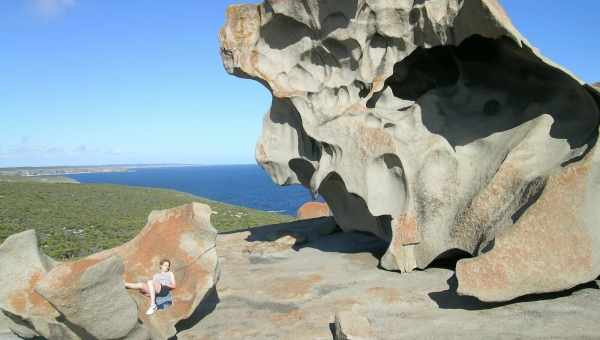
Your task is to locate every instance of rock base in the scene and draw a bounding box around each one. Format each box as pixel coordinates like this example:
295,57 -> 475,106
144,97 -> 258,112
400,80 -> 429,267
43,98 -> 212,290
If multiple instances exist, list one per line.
178,221 -> 600,339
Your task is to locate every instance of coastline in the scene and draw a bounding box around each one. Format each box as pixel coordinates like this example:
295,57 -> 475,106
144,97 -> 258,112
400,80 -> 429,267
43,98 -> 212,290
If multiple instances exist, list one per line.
0,164 -> 195,177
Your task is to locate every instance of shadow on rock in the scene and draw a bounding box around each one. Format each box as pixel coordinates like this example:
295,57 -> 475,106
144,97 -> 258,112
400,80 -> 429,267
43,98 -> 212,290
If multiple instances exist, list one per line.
235,217 -> 388,258
173,286 -> 220,336
299,230 -> 388,259
429,274 -> 600,311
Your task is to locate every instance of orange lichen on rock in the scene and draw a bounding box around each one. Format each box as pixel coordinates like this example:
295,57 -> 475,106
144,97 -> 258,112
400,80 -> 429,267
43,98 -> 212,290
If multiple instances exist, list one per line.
270,308 -> 305,324
268,274 -> 322,300
1,203 -> 218,340
297,201 -> 330,219
367,287 -> 400,304
393,214 -> 419,246
457,153 -> 595,301
41,257 -> 103,290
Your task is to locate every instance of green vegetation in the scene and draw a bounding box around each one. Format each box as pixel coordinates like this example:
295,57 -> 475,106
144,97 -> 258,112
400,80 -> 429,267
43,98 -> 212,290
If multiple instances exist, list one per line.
0,182 -> 295,259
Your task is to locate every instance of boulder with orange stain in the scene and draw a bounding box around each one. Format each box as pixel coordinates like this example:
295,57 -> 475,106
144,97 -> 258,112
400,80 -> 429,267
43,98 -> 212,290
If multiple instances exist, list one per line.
0,230 -> 78,339
296,201 -> 331,220
456,146 -> 600,302
0,202 -> 219,340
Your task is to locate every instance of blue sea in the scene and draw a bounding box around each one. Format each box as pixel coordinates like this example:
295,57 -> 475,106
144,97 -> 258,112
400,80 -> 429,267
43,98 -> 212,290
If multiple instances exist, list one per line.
67,165 -> 315,216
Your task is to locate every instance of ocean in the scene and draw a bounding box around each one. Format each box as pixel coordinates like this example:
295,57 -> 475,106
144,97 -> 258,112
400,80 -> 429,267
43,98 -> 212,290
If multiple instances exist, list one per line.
67,165 -> 316,216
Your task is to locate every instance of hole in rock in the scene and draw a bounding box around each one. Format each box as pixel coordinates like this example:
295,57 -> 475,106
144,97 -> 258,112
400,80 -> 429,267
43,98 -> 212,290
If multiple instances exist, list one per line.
479,239 -> 495,254
288,158 -> 316,189
268,98 -> 322,162
427,248 -> 472,271
318,172 -> 392,240
370,35 -> 600,149
261,13 -> 312,50
317,0 -> 358,37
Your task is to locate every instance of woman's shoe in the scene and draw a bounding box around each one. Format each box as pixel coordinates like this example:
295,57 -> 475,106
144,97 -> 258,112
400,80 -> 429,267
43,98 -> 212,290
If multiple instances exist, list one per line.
145,304 -> 157,315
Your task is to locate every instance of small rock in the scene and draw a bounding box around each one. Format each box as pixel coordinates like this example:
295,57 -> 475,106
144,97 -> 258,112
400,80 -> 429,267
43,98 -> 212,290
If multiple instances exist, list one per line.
297,202 -> 330,220
244,234 -> 305,256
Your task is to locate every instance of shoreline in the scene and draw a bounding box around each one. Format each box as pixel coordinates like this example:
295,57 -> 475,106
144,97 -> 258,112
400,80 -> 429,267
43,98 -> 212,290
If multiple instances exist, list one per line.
0,164 -> 195,177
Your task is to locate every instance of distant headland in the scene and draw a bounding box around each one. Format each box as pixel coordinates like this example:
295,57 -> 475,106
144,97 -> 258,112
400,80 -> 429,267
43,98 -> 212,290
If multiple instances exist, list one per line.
0,164 -> 195,177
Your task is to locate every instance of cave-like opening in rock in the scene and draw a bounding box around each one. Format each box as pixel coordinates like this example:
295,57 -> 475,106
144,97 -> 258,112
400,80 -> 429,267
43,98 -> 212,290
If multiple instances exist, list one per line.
427,248 -> 473,271
370,35 -> 600,150
317,171 -> 392,243
288,158 -> 316,190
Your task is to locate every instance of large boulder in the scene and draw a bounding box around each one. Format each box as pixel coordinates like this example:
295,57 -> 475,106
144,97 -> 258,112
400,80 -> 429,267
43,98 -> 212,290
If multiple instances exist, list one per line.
219,0 -> 600,301
0,230 -> 78,339
0,203 -> 219,339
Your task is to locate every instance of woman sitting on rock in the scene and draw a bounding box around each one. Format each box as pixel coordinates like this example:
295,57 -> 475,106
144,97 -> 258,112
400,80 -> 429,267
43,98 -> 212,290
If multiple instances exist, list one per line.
125,259 -> 176,315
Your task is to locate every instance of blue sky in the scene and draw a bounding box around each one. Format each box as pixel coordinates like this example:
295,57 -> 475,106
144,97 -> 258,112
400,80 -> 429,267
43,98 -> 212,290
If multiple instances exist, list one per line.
1,0 -> 598,167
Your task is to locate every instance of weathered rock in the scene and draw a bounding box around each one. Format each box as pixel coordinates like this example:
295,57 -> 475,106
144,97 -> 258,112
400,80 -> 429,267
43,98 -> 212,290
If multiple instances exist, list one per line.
243,234 -> 305,256
220,0 -> 600,301
178,222 -> 600,339
0,203 -> 218,340
0,230 -> 78,340
35,255 -> 141,339
220,216 -> 337,260
334,311 -> 375,340
297,201 -> 330,219
455,146 -> 600,301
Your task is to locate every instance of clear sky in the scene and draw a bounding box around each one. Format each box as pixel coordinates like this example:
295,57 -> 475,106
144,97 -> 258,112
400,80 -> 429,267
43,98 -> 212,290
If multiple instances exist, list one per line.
1,0 -> 598,167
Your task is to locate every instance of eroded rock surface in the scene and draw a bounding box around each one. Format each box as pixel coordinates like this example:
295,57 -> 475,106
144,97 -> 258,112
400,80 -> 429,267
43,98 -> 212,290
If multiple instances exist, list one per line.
178,222 -> 600,339
0,203 -> 218,340
0,230 -> 78,339
220,0 -> 600,301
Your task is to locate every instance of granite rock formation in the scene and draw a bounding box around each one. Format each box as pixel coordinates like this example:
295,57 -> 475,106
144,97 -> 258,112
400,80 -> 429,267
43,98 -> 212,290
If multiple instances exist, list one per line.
177,221 -> 600,339
0,230 -> 77,339
0,203 -> 219,339
220,0 -> 600,301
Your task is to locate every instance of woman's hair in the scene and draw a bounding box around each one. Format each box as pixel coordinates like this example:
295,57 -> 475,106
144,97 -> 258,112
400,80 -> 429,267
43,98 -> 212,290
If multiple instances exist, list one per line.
159,258 -> 171,270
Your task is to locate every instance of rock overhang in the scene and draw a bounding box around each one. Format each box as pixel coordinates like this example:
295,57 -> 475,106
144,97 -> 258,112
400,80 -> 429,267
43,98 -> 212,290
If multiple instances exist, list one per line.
220,0 -> 600,302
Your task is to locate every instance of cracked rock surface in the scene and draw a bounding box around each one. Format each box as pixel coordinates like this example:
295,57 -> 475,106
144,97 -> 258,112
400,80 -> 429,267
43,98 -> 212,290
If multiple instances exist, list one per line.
219,0 -> 600,301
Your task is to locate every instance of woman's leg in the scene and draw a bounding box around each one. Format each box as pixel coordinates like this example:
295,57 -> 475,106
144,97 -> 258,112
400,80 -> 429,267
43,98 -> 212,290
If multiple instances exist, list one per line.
146,280 -> 162,306
124,282 -> 146,290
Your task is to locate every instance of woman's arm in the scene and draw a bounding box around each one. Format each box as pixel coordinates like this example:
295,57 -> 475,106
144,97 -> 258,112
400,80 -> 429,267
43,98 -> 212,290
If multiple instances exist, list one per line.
166,272 -> 176,289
